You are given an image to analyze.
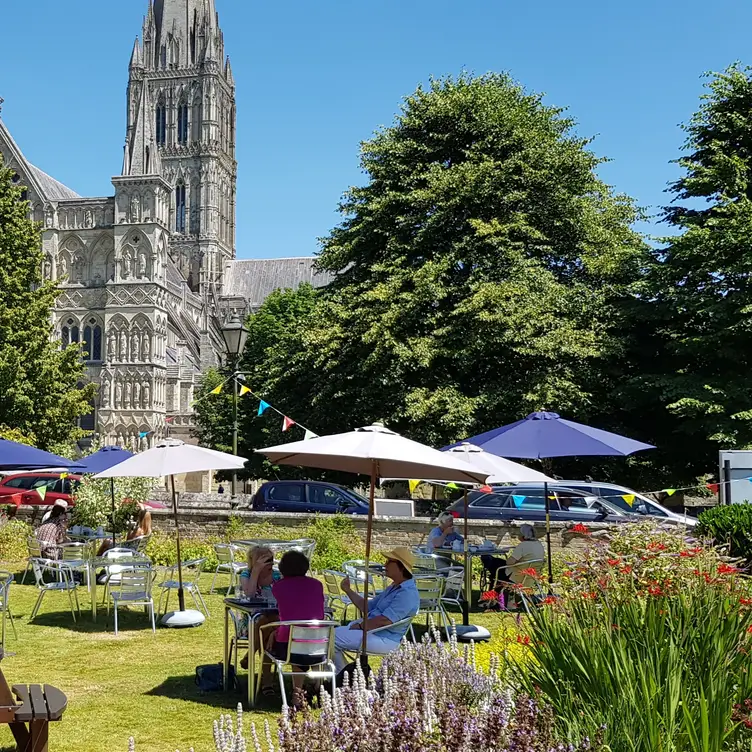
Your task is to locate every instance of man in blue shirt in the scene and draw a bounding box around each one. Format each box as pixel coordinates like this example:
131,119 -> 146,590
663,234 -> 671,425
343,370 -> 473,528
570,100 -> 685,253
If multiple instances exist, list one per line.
335,547 -> 420,672
428,512 -> 463,551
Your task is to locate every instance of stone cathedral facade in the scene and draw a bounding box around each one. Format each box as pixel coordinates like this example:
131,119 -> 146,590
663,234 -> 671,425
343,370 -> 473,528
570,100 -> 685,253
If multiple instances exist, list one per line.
0,0 -> 331,454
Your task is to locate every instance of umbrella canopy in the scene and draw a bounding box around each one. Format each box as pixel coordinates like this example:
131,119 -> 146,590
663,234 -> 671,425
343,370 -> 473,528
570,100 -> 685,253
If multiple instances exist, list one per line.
443,442 -> 555,484
73,446 -> 134,474
449,411 -> 655,459
94,439 -> 247,619
0,439 -> 75,471
94,440 -> 246,479
257,424 -> 489,484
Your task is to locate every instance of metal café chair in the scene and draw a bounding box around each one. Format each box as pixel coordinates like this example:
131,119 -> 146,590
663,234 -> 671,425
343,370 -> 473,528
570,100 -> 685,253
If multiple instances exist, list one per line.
59,542 -> 91,587
342,560 -> 386,596
0,572 -> 17,649
341,615 -> 416,664
99,548 -> 138,603
21,537 -> 43,585
108,567 -> 156,635
409,575 -> 450,640
440,566 -> 465,613
30,559 -> 81,622
413,552 -> 453,573
210,543 -> 245,595
322,570 -> 353,621
157,558 -> 209,618
259,620 -> 339,708
120,535 -> 151,554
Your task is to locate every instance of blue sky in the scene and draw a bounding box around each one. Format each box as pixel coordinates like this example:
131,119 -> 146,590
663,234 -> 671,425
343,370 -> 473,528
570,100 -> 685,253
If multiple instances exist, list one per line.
0,0 -> 749,259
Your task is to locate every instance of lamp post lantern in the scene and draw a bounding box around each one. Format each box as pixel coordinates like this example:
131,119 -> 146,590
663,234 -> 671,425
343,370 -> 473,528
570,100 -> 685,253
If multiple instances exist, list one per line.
220,312 -> 249,497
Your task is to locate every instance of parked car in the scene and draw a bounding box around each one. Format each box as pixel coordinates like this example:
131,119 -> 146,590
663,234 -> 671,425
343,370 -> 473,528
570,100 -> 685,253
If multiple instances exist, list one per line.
553,480 -> 697,527
0,472 -> 82,507
252,481 -> 371,515
445,484 -> 629,524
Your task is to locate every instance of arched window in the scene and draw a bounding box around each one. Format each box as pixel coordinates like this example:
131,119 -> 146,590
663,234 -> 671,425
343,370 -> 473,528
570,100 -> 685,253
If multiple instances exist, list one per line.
145,146 -> 151,174
62,327 -> 70,347
83,326 -> 92,359
156,101 -> 166,145
70,325 -> 79,344
177,101 -> 189,145
175,182 -> 186,233
93,325 -> 102,360
160,45 -> 167,69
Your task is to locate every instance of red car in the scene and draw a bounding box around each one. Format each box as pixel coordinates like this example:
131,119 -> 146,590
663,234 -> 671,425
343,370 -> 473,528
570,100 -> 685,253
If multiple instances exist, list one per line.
0,472 -> 82,507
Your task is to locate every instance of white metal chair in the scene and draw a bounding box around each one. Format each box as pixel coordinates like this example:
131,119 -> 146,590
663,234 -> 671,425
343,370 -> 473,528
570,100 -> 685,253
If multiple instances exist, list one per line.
157,558 -> 209,618
341,615 -> 416,662
108,567 -> 156,635
210,544 -> 245,595
99,548 -> 137,603
259,620 -> 339,708
30,559 -> 81,622
21,537 -> 43,585
342,560 -> 386,596
227,608 -> 249,678
409,575 -> 449,640
413,552 -> 453,573
120,535 -> 151,554
59,542 -> 90,587
440,566 -> 465,612
322,570 -> 353,622
0,572 -> 16,649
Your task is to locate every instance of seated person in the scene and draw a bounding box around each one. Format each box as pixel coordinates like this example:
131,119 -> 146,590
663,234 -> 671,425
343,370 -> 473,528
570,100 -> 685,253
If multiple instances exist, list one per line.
334,547 -> 420,673
481,524 -> 544,591
36,501 -> 69,559
97,505 -> 152,556
238,546 -> 280,669
260,550 -> 324,705
428,512 -> 463,551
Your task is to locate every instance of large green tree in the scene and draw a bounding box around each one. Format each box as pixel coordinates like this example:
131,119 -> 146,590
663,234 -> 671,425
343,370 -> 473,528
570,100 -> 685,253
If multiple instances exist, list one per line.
196,73 -> 653,480
0,157 -> 94,450
637,64 -> 752,478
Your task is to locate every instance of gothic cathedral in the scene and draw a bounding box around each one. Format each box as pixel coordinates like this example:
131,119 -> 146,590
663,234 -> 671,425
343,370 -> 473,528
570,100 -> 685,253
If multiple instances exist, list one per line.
0,0 -> 330,452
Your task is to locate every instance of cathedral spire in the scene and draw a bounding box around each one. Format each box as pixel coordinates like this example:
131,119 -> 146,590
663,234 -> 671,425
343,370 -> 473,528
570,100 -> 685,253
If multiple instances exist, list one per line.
129,37 -> 143,69
122,81 -> 162,177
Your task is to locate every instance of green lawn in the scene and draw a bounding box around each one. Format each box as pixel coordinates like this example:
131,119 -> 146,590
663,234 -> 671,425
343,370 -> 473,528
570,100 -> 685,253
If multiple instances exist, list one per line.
0,564 -> 512,752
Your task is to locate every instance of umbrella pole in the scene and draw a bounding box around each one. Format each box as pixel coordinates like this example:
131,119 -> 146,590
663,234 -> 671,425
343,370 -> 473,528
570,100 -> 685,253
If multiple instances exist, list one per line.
110,479 -> 117,549
360,460 -> 376,664
463,488 -> 470,627
171,475 -> 186,611
544,480 -> 553,588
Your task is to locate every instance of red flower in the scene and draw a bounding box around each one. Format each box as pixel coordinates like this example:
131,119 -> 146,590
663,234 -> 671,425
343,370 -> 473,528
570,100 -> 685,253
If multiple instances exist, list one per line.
648,585 -> 663,596
572,523 -> 590,535
607,558 -> 620,566
747,625 -> 752,635
581,591 -> 597,600
718,563 -> 739,575
516,634 -> 531,645
680,550 -> 695,558
647,541 -> 667,551
520,567 -> 541,579
740,598 -> 752,607
619,565 -> 633,575
479,590 -> 498,602
542,596 -> 557,605
561,570 -> 573,579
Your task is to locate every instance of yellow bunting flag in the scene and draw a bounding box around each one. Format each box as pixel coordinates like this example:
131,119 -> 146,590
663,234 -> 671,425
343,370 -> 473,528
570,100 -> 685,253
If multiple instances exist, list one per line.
663,488 -> 677,497
37,486 -> 47,501
446,483 -> 459,490
209,385 -> 223,395
239,385 -> 251,396
408,480 -> 421,494
59,472 -> 69,480
622,494 -> 635,507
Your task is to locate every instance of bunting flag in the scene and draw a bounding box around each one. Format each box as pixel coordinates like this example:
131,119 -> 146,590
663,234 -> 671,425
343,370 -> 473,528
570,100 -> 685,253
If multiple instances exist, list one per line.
707,483 -> 719,494
282,416 -> 296,432
663,488 -> 677,496
165,416 -> 174,423
239,385 -> 251,396
209,384 -> 223,395
36,486 -> 47,501
479,485 -> 493,494
408,480 -> 421,494
622,494 -> 635,507
59,472 -> 69,480
304,429 -> 318,440
258,400 -> 270,416
512,495 -> 525,508
446,483 -> 459,490
138,431 -> 151,439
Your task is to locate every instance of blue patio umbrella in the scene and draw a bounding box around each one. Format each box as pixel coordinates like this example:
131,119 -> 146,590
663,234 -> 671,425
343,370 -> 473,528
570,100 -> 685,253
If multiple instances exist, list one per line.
0,439 -> 74,471
72,447 -> 134,547
449,411 -> 655,584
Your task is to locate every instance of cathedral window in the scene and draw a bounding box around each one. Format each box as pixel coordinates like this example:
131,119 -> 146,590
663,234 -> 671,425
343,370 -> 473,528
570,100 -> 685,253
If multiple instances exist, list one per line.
176,183 -> 186,233
177,102 -> 189,145
156,102 -> 166,145
93,325 -> 102,360
61,327 -> 69,347
83,326 -> 92,359
70,325 -> 79,344
160,45 -> 167,69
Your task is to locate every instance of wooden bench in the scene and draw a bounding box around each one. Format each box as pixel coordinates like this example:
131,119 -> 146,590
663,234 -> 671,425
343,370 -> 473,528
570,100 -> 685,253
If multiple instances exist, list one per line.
0,653 -> 67,752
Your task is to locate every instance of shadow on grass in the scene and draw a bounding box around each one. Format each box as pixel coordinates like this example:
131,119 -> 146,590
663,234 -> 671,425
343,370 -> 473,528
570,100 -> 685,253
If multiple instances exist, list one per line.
28,607 -> 159,635
145,674 -> 283,711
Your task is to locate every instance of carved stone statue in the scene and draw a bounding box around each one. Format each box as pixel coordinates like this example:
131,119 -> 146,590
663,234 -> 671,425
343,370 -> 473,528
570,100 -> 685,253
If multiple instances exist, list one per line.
119,331 -> 128,360
108,259 -> 116,281
115,381 -> 123,409
142,333 -> 151,361
60,256 -> 68,278
45,207 -> 54,228
143,380 -> 151,408
43,256 -> 52,280
125,381 -> 132,409
130,195 -> 140,222
108,332 -> 116,359
133,381 -> 141,408
116,434 -> 124,448
73,255 -> 84,282
122,249 -> 131,279
138,251 -> 147,278
131,332 -> 140,361
101,380 -> 110,408
84,209 -> 93,228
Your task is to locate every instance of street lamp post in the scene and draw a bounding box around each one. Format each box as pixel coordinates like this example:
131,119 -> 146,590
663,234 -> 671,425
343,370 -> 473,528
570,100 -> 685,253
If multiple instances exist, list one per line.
220,312 -> 249,498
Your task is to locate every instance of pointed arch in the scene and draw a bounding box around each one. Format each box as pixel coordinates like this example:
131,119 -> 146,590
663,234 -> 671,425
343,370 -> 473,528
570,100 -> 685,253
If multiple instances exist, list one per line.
156,92 -> 167,145
177,92 -> 189,145
175,180 -> 186,233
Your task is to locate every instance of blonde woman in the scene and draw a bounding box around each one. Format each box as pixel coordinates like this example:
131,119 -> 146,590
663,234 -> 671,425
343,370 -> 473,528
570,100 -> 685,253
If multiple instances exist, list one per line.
97,505 -> 153,556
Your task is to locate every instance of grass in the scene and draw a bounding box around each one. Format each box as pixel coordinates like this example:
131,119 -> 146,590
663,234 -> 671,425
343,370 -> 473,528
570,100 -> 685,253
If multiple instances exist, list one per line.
0,563 -> 514,752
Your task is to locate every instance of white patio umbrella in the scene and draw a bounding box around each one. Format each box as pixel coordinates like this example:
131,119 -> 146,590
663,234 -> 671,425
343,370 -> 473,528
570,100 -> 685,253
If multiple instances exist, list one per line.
256,423 -> 489,654
95,439 -> 247,627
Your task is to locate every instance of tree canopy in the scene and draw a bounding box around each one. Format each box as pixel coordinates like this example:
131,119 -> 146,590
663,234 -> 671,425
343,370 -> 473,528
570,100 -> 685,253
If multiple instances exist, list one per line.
0,157 -> 94,451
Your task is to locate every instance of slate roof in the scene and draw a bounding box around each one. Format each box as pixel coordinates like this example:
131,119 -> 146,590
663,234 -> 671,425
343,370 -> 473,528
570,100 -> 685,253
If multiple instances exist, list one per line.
223,257 -> 334,307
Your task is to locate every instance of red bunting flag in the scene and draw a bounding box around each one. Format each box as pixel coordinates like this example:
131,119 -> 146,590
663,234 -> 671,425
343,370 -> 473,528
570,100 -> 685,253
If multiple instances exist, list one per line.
165,416 -> 174,423
282,416 -> 296,432
479,485 -> 493,494
706,483 -> 719,494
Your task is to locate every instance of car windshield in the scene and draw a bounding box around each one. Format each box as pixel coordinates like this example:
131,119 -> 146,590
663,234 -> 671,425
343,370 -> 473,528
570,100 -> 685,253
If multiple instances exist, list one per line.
341,487 -> 368,505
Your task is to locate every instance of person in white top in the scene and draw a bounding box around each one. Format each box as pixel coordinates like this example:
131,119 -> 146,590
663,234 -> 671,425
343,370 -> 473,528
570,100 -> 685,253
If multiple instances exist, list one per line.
481,524 -> 544,589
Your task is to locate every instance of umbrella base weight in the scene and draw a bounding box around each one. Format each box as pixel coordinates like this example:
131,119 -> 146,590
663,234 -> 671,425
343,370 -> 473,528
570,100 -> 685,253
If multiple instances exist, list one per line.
160,609 -> 206,628
454,624 -> 491,642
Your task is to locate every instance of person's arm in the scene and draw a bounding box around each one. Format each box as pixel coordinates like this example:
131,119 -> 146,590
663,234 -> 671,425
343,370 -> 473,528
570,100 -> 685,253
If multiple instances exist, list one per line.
340,576 -> 367,614
349,615 -> 392,632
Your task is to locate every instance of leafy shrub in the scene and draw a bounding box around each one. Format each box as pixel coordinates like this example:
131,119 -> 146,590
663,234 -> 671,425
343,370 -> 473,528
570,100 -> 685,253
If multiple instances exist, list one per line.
0,517 -> 32,562
697,504 -> 752,562
72,475 -> 154,532
303,515 -> 364,572
144,532 -> 220,572
518,525 -> 752,750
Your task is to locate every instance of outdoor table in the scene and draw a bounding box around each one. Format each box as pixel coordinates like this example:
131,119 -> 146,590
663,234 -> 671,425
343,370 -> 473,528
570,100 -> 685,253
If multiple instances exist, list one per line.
433,545 -> 510,627
86,554 -> 152,622
223,597 -> 277,709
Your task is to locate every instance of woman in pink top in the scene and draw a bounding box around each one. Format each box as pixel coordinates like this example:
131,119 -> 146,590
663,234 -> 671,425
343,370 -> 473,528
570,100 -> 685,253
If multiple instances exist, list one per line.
260,550 -> 324,705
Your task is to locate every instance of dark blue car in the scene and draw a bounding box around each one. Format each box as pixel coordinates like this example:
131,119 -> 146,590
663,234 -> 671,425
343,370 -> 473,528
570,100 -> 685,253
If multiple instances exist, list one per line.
252,481 -> 370,515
